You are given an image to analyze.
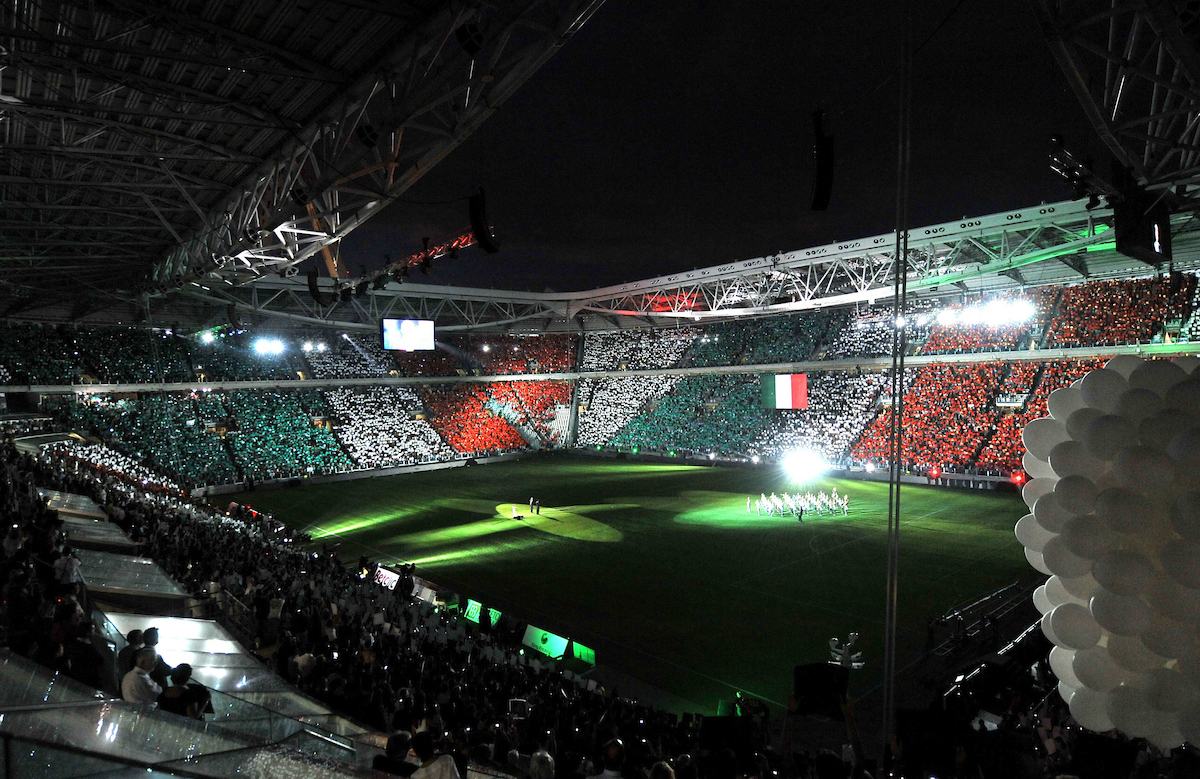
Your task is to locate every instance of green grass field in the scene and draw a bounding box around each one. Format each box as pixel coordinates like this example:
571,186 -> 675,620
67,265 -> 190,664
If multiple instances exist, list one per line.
227,454 -> 1030,714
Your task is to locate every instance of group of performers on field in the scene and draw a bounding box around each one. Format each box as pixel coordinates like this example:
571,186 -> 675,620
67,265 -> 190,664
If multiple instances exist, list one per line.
747,488 -> 849,520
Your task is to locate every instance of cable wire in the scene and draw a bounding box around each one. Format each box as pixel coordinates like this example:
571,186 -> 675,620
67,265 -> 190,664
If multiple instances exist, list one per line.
882,0 -> 913,765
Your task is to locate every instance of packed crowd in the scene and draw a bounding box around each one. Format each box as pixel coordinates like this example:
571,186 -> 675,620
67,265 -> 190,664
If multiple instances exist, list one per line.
15,439 -> 746,779
576,377 -> 681,448
42,440 -> 186,496
488,381 -> 572,445
473,335 -> 577,374
326,386 -> 455,468
579,328 -> 698,371
975,359 -> 1105,473
680,313 -> 835,368
56,394 -> 239,487
821,302 -> 933,359
304,334 -> 394,379
0,440 -> 102,690
609,375 -> 774,456
1045,275 -> 1196,347
421,385 -> 527,455
224,390 -> 352,481
851,362 -> 1006,472
750,372 -> 886,464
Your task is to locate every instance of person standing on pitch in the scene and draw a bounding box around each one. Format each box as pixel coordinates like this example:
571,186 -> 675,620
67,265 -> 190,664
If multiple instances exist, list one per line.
529,497 -> 535,513
535,499 -> 542,515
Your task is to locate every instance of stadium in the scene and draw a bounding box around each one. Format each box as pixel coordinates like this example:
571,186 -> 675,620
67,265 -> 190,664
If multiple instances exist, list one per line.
2,2 -> 1200,778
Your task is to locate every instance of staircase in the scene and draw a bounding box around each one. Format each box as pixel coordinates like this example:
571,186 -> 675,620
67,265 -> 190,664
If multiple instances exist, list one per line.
485,398 -> 542,449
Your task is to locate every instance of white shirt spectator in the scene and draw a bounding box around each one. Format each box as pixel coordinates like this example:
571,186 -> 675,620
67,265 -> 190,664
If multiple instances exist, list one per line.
413,754 -> 460,779
121,667 -> 162,705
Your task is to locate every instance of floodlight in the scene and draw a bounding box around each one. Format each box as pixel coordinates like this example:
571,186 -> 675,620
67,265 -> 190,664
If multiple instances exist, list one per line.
302,341 -> 314,352
252,337 -> 286,356
200,332 -> 215,345
707,452 -> 716,460
894,316 -> 906,328
482,344 -> 491,353
751,455 -> 760,464
781,448 -> 830,485
317,342 -> 328,352
864,462 -> 877,473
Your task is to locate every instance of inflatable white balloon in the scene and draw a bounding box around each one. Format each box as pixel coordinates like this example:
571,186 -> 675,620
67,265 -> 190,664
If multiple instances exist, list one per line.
1015,356 -> 1200,747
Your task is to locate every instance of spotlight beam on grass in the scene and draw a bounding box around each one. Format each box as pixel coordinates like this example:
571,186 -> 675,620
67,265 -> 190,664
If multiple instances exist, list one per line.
781,448 -> 831,486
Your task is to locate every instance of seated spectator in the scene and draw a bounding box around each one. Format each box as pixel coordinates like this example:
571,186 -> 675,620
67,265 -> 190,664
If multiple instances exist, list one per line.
121,647 -> 162,705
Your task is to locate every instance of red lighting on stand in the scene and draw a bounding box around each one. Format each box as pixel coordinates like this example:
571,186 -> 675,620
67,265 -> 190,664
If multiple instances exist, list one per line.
644,291 -> 702,313
928,466 -> 942,481
1010,471 -> 1026,486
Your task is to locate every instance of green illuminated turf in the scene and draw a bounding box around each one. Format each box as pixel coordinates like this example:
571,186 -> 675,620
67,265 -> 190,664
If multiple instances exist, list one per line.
227,454 -> 1030,713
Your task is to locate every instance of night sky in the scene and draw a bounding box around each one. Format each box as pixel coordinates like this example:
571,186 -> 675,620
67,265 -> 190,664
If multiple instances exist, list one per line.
341,0 -> 1103,292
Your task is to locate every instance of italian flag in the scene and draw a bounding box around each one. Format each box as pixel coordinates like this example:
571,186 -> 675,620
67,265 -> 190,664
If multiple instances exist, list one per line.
761,373 -> 808,410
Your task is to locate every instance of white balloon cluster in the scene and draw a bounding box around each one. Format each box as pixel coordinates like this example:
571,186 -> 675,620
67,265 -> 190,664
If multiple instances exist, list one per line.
1019,355 -> 1200,750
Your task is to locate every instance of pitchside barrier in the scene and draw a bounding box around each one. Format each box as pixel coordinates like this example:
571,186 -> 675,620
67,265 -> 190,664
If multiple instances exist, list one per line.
582,448 -> 1016,491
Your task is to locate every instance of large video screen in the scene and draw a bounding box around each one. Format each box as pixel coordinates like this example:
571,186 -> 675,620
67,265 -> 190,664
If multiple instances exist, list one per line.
381,318 -> 435,351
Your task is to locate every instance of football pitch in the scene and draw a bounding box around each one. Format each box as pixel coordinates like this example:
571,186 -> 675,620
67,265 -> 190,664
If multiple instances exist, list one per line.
228,454 -> 1030,714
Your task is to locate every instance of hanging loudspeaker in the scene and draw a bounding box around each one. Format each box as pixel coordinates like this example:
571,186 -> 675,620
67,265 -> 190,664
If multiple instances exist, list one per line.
470,188 -> 500,253
307,270 -> 332,306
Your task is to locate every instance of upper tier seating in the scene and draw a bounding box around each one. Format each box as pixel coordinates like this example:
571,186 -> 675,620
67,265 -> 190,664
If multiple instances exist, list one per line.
303,334 -> 394,379
0,323 -> 81,384
1045,276 -> 1196,347
579,328 -> 698,370
822,301 -> 934,359
194,338 -> 303,381
680,312 -> 835,367
472,334 -> 577,374
917,289 -> 1057,355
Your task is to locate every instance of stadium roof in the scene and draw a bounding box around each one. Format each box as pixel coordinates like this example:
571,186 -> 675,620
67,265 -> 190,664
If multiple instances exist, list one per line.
5,1 -> 1200,333
0,0 -> 604,305
7,195 -> 1200,333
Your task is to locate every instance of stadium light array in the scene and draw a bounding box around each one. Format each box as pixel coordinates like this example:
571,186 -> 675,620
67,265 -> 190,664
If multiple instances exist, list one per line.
935,298 -> 1035,327
302,341 -> 314,352
781,448 -> 830,485
253,337 -> 286,356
